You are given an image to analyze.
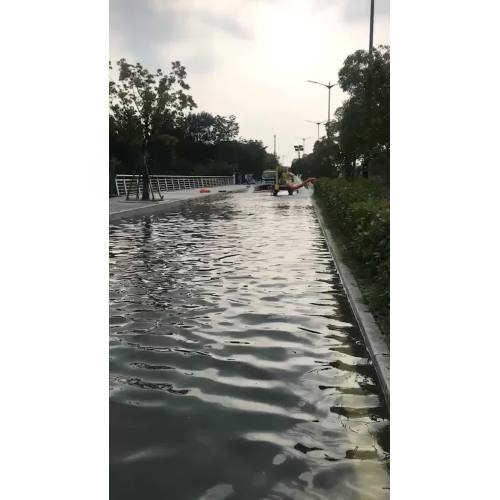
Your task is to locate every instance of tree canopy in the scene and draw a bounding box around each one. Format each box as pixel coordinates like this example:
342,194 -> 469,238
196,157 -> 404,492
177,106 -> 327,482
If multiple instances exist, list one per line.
110,59 -> 196,149
183,112 -> 239,144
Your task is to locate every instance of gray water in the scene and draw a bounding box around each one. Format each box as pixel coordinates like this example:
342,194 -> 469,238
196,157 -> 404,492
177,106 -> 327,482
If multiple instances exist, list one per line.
109,189 -> 389,500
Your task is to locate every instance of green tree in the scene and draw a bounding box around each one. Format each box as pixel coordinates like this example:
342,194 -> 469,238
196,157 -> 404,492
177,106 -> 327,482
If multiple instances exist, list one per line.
336,45 -> 390,177
213,114 -> 239,143
109,59 -> 196,199
291,136 -> 341,179
328,99 -> 367,178
182,112 -> 239,144
216,139 -> 271,179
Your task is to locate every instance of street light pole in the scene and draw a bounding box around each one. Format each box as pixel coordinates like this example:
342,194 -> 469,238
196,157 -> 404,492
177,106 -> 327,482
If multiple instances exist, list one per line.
307,80 -> 338,126
328,82 -> 331,123
369,0 -> 374,52
306,120 -> 325,141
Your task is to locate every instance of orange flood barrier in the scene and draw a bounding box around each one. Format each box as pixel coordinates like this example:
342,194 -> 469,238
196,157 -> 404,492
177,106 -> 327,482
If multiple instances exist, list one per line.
199,188 -> 211,193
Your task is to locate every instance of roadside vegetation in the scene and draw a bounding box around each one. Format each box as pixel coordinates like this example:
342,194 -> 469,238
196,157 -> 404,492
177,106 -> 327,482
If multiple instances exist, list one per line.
296,45 -> 390,337
315,178 -> 389,337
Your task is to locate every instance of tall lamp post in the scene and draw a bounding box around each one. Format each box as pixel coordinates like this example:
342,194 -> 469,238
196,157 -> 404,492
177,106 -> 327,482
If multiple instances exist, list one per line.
364,0 -> 375,179
369,0 -> 375,52
306,120 -> 325,141
307,80 -> 338,125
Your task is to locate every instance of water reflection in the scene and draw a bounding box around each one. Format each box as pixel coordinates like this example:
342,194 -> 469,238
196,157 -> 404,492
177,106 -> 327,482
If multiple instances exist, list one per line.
110,190 -> 389,499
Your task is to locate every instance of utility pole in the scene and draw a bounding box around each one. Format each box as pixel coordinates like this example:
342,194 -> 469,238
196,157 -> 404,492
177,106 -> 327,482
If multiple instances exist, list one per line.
369,0 -> 374,52
273,134 -> 277,157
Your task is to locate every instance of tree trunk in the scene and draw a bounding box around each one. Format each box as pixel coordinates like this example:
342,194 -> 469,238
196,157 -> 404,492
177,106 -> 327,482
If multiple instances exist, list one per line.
346,156 -> 355,179
362,157 -> 369,178
109,159 -> 117,196
142,148 -> 150,201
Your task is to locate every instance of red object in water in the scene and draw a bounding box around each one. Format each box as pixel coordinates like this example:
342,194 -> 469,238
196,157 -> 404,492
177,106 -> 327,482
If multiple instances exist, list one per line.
287,177 -> 317,191
199,188 -> 211,193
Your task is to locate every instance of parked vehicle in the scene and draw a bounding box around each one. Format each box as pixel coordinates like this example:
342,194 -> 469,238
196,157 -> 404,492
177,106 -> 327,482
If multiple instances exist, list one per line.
261,169 -> 276,188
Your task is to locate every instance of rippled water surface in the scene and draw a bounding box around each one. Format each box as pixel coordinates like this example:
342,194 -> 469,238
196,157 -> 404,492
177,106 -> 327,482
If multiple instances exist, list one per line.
109,189 -> 389,500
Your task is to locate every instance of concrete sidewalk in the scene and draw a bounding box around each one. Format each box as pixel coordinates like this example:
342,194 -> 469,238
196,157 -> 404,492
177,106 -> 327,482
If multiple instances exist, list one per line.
110,185 -> 248,221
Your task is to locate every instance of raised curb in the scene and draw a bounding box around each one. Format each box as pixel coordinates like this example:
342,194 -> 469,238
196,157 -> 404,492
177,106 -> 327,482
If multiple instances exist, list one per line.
109,187 -> 248,222
311,197 -> 390,409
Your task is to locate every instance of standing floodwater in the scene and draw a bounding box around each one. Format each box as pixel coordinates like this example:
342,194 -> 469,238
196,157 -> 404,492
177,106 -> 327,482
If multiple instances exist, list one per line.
109,190 -> 389,500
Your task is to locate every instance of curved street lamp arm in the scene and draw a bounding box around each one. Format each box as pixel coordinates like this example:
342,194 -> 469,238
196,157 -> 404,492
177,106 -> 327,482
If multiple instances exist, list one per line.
307,79 -> 326,87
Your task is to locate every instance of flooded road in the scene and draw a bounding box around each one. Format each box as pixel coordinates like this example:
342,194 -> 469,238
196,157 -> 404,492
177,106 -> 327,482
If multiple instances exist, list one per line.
109,189 -> 389,500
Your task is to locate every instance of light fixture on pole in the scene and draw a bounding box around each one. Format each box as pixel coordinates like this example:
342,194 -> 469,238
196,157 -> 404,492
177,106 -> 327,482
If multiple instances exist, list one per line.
296,136 -> 312,154
293,144 -> 304,160
307,80 -> 338,124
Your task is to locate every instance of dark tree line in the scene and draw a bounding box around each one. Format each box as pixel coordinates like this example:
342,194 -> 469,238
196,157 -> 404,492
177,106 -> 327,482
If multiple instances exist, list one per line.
292,45 -> 390,183
109,59 -> 273,198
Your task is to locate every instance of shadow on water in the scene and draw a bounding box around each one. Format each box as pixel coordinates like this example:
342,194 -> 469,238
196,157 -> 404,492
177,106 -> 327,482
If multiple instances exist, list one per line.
110,191 -> 389,500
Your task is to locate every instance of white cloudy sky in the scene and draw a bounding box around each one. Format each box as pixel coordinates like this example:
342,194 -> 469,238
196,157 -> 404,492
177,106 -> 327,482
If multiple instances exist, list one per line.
110,0 -> 389,164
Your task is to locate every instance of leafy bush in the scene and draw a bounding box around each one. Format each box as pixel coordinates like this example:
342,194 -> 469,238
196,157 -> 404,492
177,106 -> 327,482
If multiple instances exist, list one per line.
314,178 -> 389,337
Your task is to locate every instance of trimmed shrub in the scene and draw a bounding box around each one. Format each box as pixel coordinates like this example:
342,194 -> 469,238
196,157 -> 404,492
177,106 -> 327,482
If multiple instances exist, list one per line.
314,178 -> 389,336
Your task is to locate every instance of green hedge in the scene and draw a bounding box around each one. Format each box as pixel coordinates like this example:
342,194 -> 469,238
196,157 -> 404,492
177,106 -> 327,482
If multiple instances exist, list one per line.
314,178 -> 390,337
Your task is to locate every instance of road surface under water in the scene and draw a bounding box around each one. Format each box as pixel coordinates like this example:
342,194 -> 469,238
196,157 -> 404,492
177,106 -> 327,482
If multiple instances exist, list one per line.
109,189 -> 389,500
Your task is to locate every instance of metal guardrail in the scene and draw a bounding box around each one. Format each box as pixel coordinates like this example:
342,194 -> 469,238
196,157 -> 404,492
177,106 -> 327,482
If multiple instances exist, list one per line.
115,174 -> 235,197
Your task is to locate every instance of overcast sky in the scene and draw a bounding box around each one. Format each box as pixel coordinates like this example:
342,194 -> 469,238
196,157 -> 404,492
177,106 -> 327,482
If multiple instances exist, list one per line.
110,0 -> 389,165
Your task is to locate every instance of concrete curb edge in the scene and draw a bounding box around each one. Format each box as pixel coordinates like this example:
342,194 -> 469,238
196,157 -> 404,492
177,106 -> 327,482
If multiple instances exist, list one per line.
311,197 -> 390,409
